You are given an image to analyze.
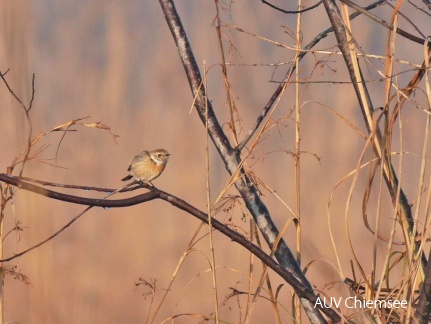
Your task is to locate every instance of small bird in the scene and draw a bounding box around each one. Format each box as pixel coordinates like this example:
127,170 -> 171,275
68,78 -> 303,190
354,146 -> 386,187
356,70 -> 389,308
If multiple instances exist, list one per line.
121,148 -> 170,185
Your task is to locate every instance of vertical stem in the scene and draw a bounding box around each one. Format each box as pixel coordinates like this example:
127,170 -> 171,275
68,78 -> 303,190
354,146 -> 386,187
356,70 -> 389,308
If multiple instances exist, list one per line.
204,61 -> 220,323
294,1 -> 303,322
213,0 -> 238,146
0,190 -> 5,324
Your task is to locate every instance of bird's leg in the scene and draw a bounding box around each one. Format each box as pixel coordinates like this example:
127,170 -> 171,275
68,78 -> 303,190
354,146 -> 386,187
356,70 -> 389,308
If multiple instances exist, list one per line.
138,180 -> 156,189
148,181 -> 156,188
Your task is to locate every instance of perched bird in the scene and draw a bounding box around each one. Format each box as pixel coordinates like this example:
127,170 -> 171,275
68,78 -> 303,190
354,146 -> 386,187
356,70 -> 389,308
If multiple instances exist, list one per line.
121,148 -> 170,185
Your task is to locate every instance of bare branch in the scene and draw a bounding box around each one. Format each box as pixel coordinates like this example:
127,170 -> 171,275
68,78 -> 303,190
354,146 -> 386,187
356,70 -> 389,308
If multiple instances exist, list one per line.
0,70 -> 28,111
236,0 -> 387,152
0,173 -> 341,322
261,0 -> 323,14
322,0 -> 427,290
0,70 -> 34,176
339,0 -> 428,45
416,247 -> 431,323
158,0 -> 335,322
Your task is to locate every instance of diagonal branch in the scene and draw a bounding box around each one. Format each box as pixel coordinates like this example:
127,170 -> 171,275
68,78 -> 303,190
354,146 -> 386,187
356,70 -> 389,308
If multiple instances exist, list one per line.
339,0 -> 427,45
416,247 -> 431,323
237,0 -> 387,152
0,174 -> 342,321
159,0 -> 336,322
322,0 -> 426,281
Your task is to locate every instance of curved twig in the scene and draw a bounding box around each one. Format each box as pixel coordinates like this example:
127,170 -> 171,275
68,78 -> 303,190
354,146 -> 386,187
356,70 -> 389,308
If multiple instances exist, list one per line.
261,0 -> 323,14
0,173 -> 341,321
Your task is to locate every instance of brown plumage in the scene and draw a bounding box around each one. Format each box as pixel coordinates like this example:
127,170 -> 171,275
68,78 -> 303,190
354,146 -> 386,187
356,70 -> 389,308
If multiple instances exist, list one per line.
121,148 -> 170,184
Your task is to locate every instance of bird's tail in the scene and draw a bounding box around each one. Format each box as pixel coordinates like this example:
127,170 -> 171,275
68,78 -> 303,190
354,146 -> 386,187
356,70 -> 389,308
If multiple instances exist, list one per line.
121,174 -> 133,181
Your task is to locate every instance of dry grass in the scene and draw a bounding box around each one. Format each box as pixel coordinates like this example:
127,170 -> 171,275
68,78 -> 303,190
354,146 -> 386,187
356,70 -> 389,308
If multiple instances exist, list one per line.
1,0 -> 431,323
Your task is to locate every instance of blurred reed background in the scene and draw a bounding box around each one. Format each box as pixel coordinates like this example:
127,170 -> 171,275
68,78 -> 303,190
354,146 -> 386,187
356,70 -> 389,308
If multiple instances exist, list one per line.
1,0 -> 430,323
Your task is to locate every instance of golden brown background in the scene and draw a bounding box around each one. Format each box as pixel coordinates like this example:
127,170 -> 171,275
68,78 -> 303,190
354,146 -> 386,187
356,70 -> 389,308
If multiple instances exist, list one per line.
1,0 -> 430,323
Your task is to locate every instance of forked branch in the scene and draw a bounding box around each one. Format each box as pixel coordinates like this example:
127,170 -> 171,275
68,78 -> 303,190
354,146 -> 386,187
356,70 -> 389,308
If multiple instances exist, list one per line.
159,0 -> 337,322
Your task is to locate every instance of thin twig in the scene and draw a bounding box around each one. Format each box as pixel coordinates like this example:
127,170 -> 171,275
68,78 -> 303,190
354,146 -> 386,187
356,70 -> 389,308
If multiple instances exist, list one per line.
339,0 -> 427,45
0,70 -> 28,111
1,206 -> 93,262
236,0 -> 387,152
260,0 -> 323,14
